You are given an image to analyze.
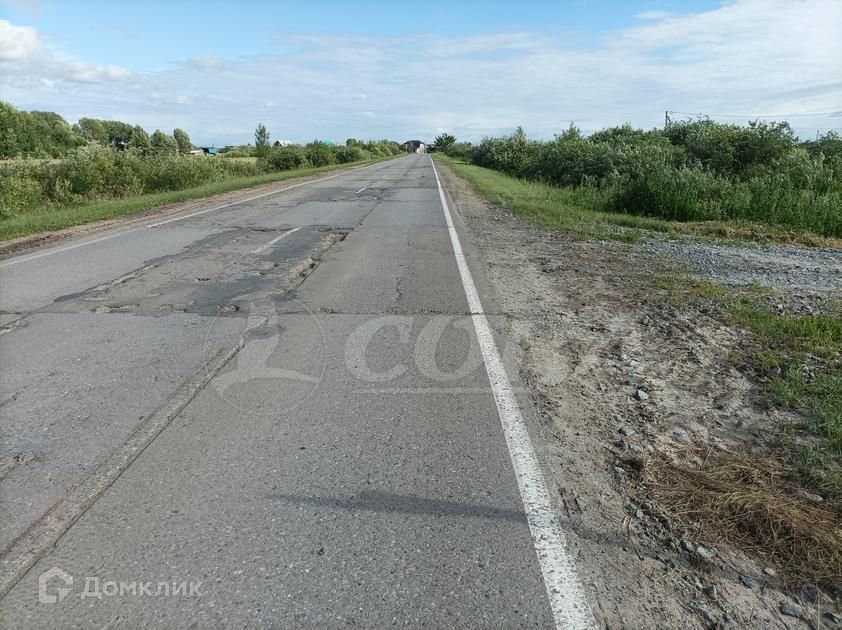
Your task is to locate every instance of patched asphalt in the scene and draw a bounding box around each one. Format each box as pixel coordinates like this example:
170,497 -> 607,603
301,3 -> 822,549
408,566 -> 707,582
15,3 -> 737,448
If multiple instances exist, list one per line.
0,156 -> 555,626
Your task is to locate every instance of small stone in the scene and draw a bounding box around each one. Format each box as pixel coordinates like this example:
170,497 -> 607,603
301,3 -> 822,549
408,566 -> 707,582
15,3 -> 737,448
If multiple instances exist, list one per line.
619,425 -> 636,436
693,604 -> 718,625
739,575 -> 758,589
779,603 -> 801,618
696,546 -> 715,559
805,492 -> 824,503
681,540 -> 694,553
628,443 -> 643,453
704,585 -> 718,600
613,466 -> 625,476
800,583 -> 820,603
672,428 -> 688,440
763,567 -> 777,577
635,389 -> 649,401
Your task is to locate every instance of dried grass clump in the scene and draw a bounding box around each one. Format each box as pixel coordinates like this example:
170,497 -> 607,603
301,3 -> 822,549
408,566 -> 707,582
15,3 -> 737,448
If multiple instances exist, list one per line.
645,454 -> 842,585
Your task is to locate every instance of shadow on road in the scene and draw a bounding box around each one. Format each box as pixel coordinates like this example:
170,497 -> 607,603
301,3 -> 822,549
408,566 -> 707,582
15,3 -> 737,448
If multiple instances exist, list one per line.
270,489 -> 527,523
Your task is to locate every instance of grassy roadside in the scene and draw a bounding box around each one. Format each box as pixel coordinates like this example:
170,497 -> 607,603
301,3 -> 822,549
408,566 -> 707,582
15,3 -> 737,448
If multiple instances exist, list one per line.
0,155 -> 398,241
434,154 -> 841,247
647,273 -> 842,502
439,152 -> 842,580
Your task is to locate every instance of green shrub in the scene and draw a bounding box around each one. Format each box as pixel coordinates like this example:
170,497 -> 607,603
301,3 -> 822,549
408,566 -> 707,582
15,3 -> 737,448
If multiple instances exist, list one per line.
665,120 -> 797,176
0,166 -> 43,217
466,121 -> 842,236
263,146 -> 308,171
335,145 -> 369,164
222,145 -> 256,158
606,164 -> 731,222
523,130 -> 615,186
444,142 -> 473,160
304,142 -> 335,167
472,127 -> 535,176
54,144 -> 116,197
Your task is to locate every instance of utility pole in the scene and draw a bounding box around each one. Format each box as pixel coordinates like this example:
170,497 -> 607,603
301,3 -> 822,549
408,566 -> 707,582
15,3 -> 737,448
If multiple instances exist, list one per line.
664,110 -> 670,129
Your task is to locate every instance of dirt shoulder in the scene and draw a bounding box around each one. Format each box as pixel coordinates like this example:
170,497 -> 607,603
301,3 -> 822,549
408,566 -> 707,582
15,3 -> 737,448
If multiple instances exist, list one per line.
437,160 -> 841,629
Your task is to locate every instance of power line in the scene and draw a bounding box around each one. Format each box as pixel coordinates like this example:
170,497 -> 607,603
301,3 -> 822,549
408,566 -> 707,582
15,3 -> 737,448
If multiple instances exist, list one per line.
667,109 -> 840,118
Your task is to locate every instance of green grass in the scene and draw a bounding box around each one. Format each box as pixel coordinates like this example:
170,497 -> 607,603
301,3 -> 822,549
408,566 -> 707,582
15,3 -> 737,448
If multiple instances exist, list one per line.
0,155 -> 396,241
434,154 -> 841,247
646,274 -> 842,498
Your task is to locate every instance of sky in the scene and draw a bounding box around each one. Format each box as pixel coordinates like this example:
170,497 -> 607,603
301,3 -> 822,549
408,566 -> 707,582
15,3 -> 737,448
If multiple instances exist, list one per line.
1,0 -> 841,146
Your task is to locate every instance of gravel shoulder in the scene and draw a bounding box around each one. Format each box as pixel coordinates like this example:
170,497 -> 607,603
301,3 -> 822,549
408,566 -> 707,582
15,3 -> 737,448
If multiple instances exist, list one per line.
437,160 -> 841,629
636,238 -> 842,295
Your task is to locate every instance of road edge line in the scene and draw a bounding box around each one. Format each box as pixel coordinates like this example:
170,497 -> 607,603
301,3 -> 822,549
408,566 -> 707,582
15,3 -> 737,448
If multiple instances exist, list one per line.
430,155 -> 595,629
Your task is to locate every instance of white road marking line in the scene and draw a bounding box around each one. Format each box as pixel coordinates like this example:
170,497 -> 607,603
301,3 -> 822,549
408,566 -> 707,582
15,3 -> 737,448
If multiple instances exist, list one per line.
0,228 -> 144,269
354,387 -> 529,394
0,161 -> 391,270
251,226 -> 302,254
430,155 -> 595,629
355,186 -> 367,194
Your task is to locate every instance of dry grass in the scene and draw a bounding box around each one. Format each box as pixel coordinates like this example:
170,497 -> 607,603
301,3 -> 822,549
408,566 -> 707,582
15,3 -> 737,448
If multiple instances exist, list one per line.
644,453 -> 842,585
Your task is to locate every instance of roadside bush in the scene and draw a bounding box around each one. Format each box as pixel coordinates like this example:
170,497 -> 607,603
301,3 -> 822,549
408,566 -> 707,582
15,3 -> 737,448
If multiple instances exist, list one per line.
0,147 -> 266,216
0,135 -> 402,219
54,144 -> 115,197
464,122 -> 842,237
444,142 -> 473,160
222,145 -> 256,158
606,164 -> 732,222
262,146 -> 308,171
0,162 -> 44,217
472,127 -> 535,177
665,120 -> 796,176
523,130 -> 615,186
304,142 -> 335,167
335,145 -> 369,164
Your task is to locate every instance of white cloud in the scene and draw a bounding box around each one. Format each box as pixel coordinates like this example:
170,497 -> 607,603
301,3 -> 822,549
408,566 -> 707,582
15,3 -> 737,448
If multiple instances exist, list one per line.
0,19 -> 133,85
2,0 -> 841,145
64,61 -> 132,83
185,54 -> 226,72
0,19 -> 39,60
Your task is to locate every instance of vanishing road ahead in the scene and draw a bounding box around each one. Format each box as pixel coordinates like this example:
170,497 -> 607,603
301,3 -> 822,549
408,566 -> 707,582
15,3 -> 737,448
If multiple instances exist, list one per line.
0,155 -> 592,627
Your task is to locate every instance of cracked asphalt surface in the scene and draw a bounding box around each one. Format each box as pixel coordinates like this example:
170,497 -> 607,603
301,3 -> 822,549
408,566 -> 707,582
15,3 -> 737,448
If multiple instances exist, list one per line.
0,155 -> 557,626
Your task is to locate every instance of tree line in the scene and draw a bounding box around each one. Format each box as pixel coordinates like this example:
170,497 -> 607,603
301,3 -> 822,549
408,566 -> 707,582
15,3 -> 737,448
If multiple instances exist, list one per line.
0,101 -> 193,158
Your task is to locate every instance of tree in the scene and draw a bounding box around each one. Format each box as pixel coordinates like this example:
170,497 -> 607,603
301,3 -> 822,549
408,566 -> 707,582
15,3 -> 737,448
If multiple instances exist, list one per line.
130,125 -> 151,150
255,123 -> 270,157
173,128 -> 192,153
434,133 -> 456,152
150,129 -> 177,154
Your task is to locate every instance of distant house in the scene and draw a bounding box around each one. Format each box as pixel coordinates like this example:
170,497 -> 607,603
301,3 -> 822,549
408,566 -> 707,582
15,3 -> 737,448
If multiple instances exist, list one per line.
273,140 -> 293,147
190,147 -> 217,155
402,140 -> 426,153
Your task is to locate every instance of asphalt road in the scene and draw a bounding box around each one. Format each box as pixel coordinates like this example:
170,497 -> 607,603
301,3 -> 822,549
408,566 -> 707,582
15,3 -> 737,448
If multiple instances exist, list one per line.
0,155 -> 590,627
